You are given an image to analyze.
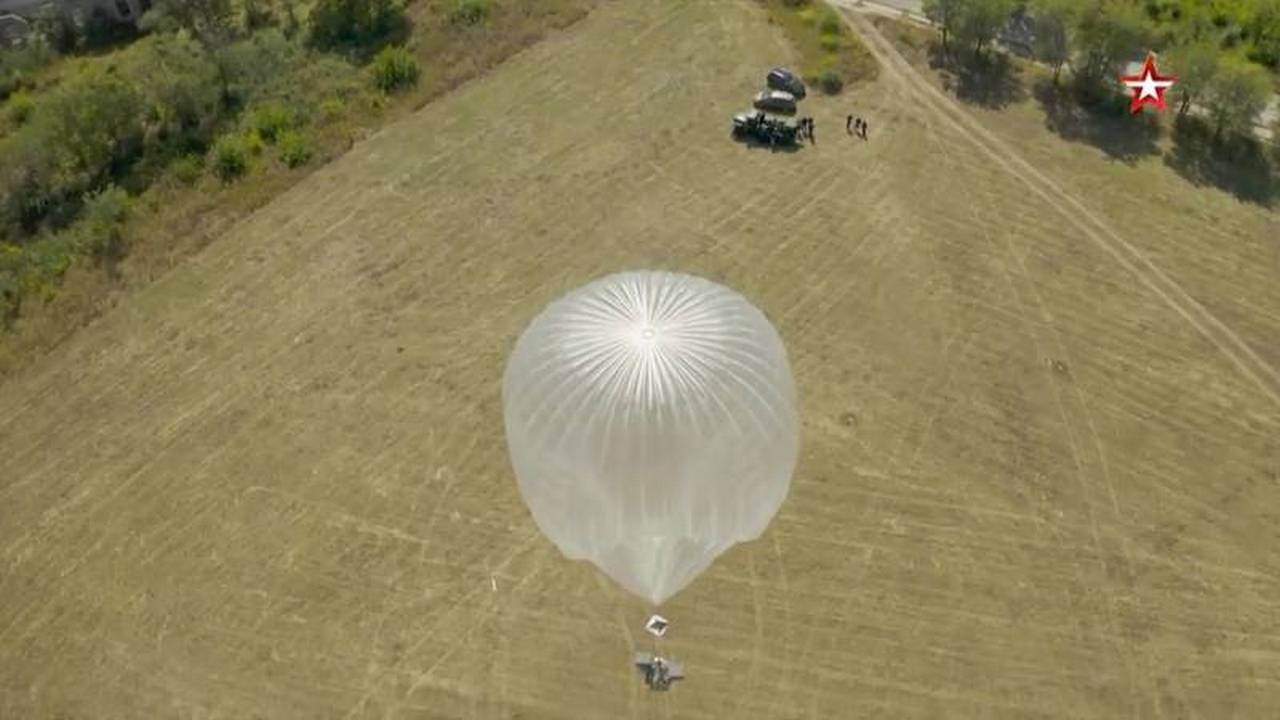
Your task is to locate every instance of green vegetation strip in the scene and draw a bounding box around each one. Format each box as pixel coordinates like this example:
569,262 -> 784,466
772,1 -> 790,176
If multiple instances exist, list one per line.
0,0 -> 596,376
757,0 -> 878,94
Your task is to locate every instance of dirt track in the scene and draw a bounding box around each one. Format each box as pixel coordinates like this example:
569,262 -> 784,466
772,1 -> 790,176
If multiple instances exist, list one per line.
2,1 -> 1279,718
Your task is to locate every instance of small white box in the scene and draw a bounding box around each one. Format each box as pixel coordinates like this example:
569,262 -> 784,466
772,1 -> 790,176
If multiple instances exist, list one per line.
644,614 -> 669,637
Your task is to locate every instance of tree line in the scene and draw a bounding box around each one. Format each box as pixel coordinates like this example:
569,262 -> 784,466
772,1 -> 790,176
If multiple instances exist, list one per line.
922,0 -> 1278,140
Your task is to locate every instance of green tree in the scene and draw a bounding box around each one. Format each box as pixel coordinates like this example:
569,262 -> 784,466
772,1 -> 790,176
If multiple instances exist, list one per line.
922,0 -> 965,52
1247,0 -> 1280,68
1202,58 -> 1270,139
1165,40 -> 1218,117
1073,0 -> 1152,90
1031,0 -> 1076,83
35,73 -> 145,193
309,0 -> 403,49
954,0 -> 1014,58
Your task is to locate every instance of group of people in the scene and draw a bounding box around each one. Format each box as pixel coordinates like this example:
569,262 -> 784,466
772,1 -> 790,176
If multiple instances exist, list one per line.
845,114 -> 870,140
796,116 -> 816,143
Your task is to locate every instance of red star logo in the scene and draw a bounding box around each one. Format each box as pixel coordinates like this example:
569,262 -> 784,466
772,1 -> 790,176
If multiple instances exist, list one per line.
1119,53 -> 1177,114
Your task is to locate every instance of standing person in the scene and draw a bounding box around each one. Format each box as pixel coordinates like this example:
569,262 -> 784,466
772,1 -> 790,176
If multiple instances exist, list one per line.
808,117 -> 815,144
846,114 -> 853,134
861,118 -> 868,140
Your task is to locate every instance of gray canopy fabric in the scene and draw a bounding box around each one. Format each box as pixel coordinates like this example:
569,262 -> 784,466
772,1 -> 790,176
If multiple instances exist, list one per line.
502,270 -> 799,605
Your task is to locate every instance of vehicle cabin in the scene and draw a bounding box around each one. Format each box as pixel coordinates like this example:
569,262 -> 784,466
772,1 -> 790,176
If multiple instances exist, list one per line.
753,89 -> 798,115
766,67 -> 806,99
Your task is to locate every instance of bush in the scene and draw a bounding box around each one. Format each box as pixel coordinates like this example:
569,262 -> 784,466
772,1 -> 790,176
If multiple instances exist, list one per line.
819,32 -> 841,52
36,73 -> 145,189
6,91 -> 34,126
819,9 -> 844,35
170,154 -> 205,185
449,0 -> 491,26
78,185 -> 131,260
212,134 -> 249,180
242,0 -> 274,31
0,72 -> 144,234
120,34 -> 223,154
309,0 -> 405,49
0,40 -> 56,101
243,130 -> 266,156
371,45 -> 419,92
0,137 -> 57,234
817,68 -> 844,94
251,101 -> 296,143
277,130 -> 313,168
319,97 -> 346,120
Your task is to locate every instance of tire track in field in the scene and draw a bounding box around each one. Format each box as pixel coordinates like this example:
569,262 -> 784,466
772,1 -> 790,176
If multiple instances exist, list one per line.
841,9 -> 1280,412
838,10 -> 1170,714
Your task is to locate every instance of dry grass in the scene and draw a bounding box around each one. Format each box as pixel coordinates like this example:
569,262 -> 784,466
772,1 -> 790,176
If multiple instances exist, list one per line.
1,2 -> 1279,718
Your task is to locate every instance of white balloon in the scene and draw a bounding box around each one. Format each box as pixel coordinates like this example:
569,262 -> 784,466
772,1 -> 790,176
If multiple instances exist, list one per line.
502,270 -> 799,605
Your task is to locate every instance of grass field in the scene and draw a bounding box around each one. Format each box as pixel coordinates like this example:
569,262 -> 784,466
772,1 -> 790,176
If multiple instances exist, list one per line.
2,0 -> 1279,718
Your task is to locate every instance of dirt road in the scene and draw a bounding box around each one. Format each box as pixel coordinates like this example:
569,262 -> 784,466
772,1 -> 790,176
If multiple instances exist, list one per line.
2,1 -> 1278,718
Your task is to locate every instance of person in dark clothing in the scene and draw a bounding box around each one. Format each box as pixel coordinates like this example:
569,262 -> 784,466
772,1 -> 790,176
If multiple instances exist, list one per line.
808,117 -> 815,144
846,114 -> 853,134
861,118 -> 868,139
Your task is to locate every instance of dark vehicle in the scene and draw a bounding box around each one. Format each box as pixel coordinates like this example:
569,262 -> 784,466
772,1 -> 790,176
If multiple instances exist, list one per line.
732,110 -> 799,147
752,89 -> 797,115
767,67 -> 806,99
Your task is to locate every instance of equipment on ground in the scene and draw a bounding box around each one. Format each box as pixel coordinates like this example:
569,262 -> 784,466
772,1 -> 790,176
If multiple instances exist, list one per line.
732,110 -> 800,147
634,652 -> 685,691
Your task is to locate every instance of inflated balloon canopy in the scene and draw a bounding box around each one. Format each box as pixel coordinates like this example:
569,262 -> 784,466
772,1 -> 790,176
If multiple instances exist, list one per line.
502,270 -> 799,606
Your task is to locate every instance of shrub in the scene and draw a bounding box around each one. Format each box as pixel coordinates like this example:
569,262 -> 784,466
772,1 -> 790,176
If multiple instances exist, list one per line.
276,130 -> 313,168
0,39 -> 56,101
0,137 -> 57,234
817,68 -> 844,94
212,134 -> 249,180
449,0 -> 491,26
309,0 -> 404,49
170,154 -> 205,185
242,0 -> 274,31
819,9 -> 844,35
0,72 -> 143,233
243,130 -> 266,156
78,185 -> 131,260
319,97 -> 346,120
819,33 -> 841,52
782,0 -> 810,7
371,45 -> 419,92
121,34 -> 223,154
6,90 -> 34,126
251,101 -> 296,143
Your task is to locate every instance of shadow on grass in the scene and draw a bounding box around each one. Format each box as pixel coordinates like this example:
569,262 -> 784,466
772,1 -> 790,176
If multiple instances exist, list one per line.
1165,116 -> 1278,207
730,131 -> 803,154
929,44 -> 1028,110
1033,78 -> 1160,164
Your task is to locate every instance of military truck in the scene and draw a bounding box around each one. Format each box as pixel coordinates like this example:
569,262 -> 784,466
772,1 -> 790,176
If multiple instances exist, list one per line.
732,110 -> 800,147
